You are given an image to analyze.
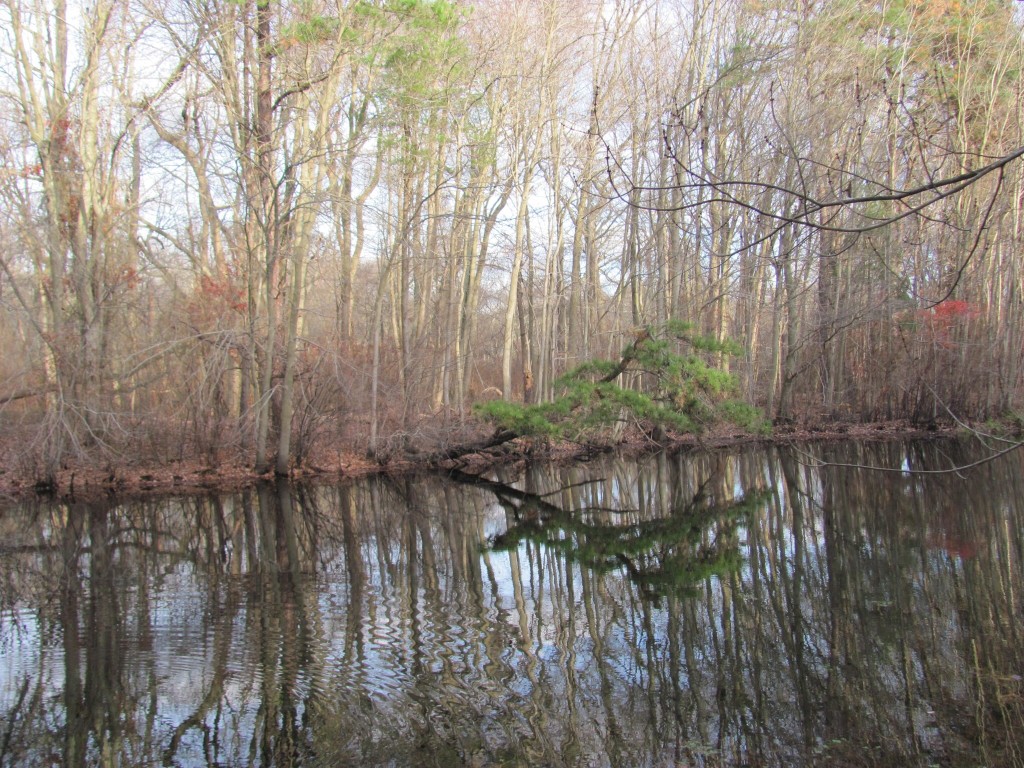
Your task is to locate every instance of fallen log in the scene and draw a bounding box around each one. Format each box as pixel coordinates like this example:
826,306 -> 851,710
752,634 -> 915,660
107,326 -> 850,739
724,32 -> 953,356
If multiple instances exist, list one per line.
425,428 -> 520,466
423,331 -> 657,467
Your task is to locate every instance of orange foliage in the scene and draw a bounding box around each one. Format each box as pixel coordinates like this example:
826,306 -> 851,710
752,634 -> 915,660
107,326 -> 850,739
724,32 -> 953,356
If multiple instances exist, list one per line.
184,274 -> 247,328
197,274 -> 247,313
916,300 -> 980,349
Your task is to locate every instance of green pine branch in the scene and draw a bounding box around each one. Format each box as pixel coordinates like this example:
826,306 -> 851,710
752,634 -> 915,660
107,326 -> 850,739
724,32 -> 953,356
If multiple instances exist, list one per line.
475,320 -> 769,442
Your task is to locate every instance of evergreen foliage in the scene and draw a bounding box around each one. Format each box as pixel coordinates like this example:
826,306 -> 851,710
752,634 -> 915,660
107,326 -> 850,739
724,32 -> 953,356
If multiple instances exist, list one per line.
475,320 -> 768,442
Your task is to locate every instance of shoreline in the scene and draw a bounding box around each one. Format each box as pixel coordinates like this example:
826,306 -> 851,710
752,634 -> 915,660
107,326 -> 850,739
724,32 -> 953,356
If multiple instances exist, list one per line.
1,420 -> 966,504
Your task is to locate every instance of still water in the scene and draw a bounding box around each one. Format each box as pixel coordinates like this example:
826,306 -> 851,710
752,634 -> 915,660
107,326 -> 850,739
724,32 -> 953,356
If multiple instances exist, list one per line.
0,441 -> 1022,767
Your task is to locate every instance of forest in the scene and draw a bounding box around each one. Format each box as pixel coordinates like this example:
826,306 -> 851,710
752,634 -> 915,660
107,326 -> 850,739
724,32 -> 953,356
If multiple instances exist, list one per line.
1,0 -> 1023,481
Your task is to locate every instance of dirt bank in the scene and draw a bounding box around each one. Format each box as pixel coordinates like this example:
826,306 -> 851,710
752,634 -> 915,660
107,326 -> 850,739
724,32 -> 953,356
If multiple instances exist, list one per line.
0,420 -> 963,504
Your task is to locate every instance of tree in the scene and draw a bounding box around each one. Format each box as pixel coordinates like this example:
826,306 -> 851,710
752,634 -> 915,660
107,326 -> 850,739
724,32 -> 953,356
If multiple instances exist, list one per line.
0,0 -> 157,474
475,319 -> 766,445
151,0 -> 367,473
607,0 -> 1024,422
364,0 -> 471,453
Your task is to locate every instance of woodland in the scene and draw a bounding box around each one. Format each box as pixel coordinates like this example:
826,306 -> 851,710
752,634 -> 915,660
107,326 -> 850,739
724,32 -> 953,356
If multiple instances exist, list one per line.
1,0 -> 1023,484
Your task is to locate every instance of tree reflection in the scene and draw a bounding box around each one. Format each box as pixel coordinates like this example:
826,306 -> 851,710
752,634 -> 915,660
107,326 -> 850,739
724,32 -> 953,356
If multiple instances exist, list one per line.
464,466 -> 767,602
0,442 -> 1021,766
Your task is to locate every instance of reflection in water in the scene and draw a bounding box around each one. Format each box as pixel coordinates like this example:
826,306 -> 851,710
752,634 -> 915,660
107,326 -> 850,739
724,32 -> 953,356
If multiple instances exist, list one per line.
473,464 -> 766,601
0,442 -> 1022,766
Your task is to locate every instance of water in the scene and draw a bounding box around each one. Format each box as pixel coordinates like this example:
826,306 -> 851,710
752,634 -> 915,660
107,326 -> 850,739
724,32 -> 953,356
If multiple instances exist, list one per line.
0,440 -> 1022,767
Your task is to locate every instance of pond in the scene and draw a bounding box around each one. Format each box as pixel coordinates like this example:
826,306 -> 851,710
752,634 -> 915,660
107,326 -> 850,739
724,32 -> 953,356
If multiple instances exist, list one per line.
0,440 -> 1022,767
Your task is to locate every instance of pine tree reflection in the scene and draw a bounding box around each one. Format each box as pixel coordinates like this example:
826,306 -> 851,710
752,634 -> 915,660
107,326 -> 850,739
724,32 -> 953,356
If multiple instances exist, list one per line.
469,467 -> 766,603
